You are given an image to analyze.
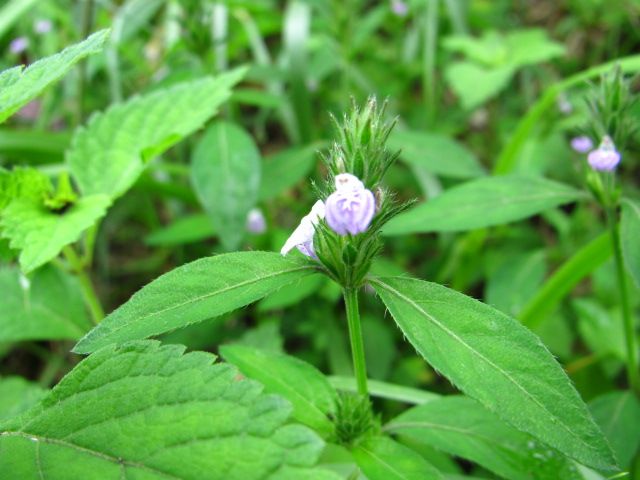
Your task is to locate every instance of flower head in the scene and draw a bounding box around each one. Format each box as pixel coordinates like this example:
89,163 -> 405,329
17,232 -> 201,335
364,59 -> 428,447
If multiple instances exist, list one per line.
391,0 -> 409,17
9,37 -> 29,54
326,174 -> 375,236
246,208 -> 266,234
281,200 -> 326,258
570,136 -> 593,154
34,19 -> 52,35
587,136 -> 621,171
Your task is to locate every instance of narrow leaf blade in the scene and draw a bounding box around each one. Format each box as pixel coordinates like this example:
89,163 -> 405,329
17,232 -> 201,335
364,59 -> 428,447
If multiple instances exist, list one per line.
621,199 -> 640,289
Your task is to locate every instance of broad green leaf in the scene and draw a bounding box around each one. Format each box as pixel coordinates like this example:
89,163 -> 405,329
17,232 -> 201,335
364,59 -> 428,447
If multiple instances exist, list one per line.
388,130 -> 485,179
0,265 -> 90,342
221,345 -> 337,436
73,252 -> 319,354
621,199 -> 640,289
589,391 -> 640,470
258,274 -> 326,311
259,144 -> 320,200
574,299 -> 626,362
0,341 -> 335,479
353,436 -> 442,480
68,69 -> 245,199
444,62 -> 514,110
191,121 -> 261,250
387,396 -> 582,480
0,377 -> 46,423
370,276 -> 616,470
0,30 -> 108,123
505,29 -> 566,67
0,195 -> 111,273
145,213 -> 215,247
383,175 -> 585,235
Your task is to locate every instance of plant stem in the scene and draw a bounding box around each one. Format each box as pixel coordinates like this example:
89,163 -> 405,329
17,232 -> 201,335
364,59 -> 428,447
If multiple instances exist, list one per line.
63,246 -> 104,325
343,287 -> 368,398
608,208 -> 640,396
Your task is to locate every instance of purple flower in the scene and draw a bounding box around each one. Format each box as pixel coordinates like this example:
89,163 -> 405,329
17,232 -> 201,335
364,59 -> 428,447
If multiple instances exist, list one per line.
246,208 -> 266,234
281,200 -> 326,258
9,37 -> 29,54
587,136 -> 621,172
34,19 -> 52,35
570,136 -> 593,154
391,0 -> 409,17
325,174 -> 376,236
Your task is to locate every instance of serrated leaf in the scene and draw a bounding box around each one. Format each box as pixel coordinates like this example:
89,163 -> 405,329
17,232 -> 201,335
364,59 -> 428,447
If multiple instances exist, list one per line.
387,396 -> 582,480
0,30 -> 108,123
370,276 -> 616,470
0,377 -> 46,423
0,341 -> 333,479
0,195 -> 111,273
68,68 -> 246,199
387,130 -> 485,179
621,199 -> 640,289
191,121 -> 261,250
353,436 -> 442,480
221,345 -> 337,437
383,175 -> 585,235
589,391 -> 640,470
74,252 -> 320,354
0,265 -> 90,342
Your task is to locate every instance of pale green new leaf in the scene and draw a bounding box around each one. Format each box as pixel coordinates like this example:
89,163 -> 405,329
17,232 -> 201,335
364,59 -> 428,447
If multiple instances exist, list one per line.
353,436 -> 442,480
371,276 -> 615,470
383,175 -> 585,235
0,377 -> 46,423
74,252 -> 320,354
0,30 -> 108,123
0,341 -> 333,479
388,130 -> 485,179
191,121 -> 261,250
0,265 -> 90,342
68,68 -> 246,199
221,345 -> 337,436
444,62 -> 514,110
387,396 -> 581,480
0,195 -> 111,273
621,198 -> 640,289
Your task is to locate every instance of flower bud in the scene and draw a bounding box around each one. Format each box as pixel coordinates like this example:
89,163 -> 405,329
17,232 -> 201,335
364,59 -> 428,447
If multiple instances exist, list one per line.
570,136 -> 593,154
9,37 -> 29,55
587,136 -> 621,171
246,208 -> 266,234
326,174 -> 375,236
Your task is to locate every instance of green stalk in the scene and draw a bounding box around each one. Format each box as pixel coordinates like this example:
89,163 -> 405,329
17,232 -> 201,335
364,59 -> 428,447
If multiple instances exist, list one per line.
607,208 -> 640,395
343,287 -> 369,398
63,246 -> 104,325
423,0 -> 439,124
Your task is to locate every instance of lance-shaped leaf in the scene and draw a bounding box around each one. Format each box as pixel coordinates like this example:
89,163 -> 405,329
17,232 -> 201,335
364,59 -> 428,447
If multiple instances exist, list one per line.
383,175 -> 586,235
370,276 -> 616,470
0,341 -> 338,479
221,345 -> 337,437
0,30 -> 108,123
621,198 -> 640,289
68,68 -> 246,199
73,252 -> 320,354
191,121 -> 261,251
386,396 -> 582,480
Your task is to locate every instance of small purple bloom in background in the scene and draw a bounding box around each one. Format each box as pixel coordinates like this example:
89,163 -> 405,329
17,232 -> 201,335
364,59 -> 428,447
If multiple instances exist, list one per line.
9,37 -> 29,54
326,173 -> 376,236
587,136 -> 621,172
557,97 -> 573,115
34,19 -> 52,35
570,135 -> 593,154
246,208 -> 266,234
16,100 -> 41,121
391,0 -> 409,17
281,200 -> 326,258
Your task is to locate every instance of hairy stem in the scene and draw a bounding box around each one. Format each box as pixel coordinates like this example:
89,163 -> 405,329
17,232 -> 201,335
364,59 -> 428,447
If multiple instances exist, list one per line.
63,246 -> 104,325
343,287 -> 368,397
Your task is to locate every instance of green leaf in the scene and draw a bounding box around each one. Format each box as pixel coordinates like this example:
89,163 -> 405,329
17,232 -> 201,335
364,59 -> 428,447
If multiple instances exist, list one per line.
383,175 -> 585,235
0,341 -> 333,479
621,199 -> 640,289
68,69 -> 245,199
387,396 -> 582,480
444,62 -> 514,110
0,30 -> 108,123
0,265 -> 90,342
191,121 -> 261,250
387,130 -> 485,179
589,391 -> 640,470
328,376 -> 440,405
221,345 -> 337,436
0,167 -> 51,211
0,194 -> 111,273
259,144 -> 320,201
353,436 -> 442,480
145,213 -> 215,247
0,377 -> 46,423
0,0 -> 38,39
370,276 -> 616,470
574,299 -> 626,362
73,252 -> 319,354
258,274 -> 326,311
